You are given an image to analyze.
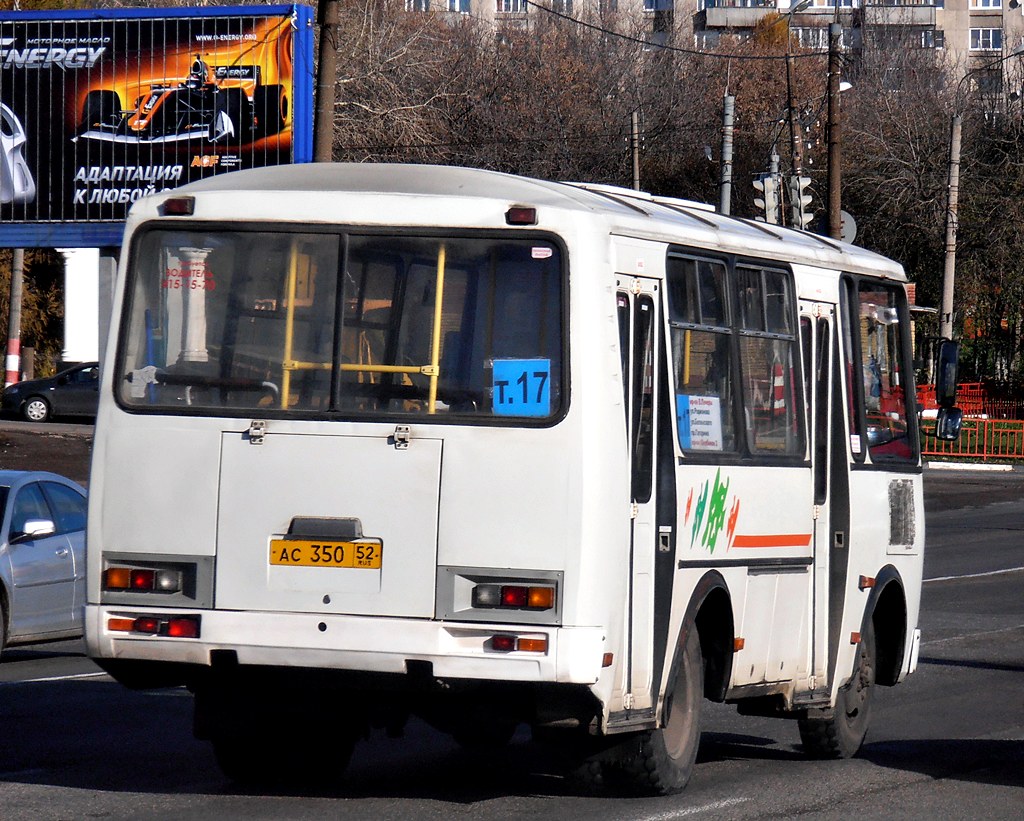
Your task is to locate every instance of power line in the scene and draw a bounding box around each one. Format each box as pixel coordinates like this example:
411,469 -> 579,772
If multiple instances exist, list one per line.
523,0 -> 828,62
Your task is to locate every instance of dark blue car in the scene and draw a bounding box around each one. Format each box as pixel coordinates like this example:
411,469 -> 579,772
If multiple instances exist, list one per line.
1,362 -> 99,423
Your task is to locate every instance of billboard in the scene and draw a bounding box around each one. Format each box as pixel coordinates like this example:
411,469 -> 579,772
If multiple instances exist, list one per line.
0,4 -> 314,247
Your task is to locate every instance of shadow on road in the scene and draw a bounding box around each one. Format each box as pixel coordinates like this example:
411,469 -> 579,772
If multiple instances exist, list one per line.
862,738 -> 1024,790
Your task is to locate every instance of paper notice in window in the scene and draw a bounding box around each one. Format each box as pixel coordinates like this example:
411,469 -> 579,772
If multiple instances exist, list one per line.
677,394 -> 724,451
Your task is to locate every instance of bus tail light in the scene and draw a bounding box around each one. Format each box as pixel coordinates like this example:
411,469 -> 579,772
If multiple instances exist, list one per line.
489,634 -> 547,654
167,617 -> 200,638
505,206 -> 537,225
472,583 -> 556,611
104,565 -> 183,594
106,615 -> 201,638
160,196 -> 195,216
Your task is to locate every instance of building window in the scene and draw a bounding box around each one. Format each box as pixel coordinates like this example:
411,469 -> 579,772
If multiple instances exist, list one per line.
448,0 -> 471,10
645,0 -> 673,10
920,29 -> 944,49
552,0 -> 573,10
792,27 -> 829,49
406,0 -> 430,10
971,0 -> 1001,7
497,0 -> 527,10
695,30 -> 722,49
970,28 -> 1002,51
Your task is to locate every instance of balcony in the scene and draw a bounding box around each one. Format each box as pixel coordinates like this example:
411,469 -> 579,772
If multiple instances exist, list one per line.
703,0 -> 775,28
863,1 -> 937,27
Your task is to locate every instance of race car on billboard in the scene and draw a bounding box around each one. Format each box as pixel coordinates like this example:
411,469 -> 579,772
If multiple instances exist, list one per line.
76,55 -> 288,145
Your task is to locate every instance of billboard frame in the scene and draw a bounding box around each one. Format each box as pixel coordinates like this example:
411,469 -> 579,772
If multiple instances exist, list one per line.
0,3 -> 314,248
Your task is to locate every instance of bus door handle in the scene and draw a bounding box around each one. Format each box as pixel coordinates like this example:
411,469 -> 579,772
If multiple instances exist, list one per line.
658,526 -> 673,553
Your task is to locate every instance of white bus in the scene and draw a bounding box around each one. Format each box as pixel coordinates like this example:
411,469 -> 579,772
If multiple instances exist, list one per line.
85,164 -> 952,794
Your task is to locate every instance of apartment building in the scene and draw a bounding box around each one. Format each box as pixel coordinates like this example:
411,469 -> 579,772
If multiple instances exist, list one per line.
416,0 -> 1024,84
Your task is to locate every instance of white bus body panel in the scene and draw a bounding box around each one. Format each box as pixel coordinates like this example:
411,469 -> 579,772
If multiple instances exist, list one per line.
85,165 -> 924,741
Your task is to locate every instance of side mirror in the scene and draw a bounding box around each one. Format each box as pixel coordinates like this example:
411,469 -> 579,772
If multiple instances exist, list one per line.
11,518 -> 56,543
935,339 -> 958,409
935,406 -> 963,441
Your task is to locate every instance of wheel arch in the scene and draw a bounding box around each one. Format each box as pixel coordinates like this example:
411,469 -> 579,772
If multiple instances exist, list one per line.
862,564 -> 907,687
670,570 -> 734,708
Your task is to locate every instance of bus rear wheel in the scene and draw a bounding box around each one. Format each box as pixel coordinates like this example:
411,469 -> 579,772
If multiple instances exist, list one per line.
799,621 -> 876,759
619,625 -> 703,795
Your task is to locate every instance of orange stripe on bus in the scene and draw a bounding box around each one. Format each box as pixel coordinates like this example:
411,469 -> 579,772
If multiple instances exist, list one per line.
732,533 -> 812,548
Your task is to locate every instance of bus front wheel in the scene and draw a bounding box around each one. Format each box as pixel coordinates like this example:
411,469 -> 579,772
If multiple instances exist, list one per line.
798,620 -> 876,758
620,625 -> 703,795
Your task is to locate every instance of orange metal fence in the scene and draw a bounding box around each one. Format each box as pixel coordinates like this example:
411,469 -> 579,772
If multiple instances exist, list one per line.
921,418 -> 1024,461
915,382 -> 1024,459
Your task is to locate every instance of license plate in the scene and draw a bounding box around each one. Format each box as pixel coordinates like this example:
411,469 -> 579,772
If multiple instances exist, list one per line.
270,538 -> 382,569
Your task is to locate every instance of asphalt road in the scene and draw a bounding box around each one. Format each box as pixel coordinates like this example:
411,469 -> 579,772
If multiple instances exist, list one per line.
0,424 -> 1021,819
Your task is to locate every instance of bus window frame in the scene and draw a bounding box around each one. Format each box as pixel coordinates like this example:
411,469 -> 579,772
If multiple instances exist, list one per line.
114,221 -> 572,430
841,274 -> 921,470
665,246 -> 808,466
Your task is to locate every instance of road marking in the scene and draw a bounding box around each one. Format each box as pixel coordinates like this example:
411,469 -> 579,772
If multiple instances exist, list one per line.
924,566 -> 1024,583
923,624 -> 1024,646
637,797 -> 750,819
0,671 -> 107,686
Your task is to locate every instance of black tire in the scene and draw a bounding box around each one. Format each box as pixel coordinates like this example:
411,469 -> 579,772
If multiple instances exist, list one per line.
253,84 -> 288,136
22,396 -> 50,423
799,620 -> 876,758
0,600 -> 7,660
80,89 -> 121,129
619,625 -> 703,795
211,88 -> 250,144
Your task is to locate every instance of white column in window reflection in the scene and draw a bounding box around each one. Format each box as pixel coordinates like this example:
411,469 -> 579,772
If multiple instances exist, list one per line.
179,246 -> 211,363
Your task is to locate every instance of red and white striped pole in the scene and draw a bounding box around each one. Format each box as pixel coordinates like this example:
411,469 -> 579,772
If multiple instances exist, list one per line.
5,248 -> 24,388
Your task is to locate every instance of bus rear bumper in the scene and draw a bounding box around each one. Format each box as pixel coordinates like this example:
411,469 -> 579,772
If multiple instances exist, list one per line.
84,605 -> 607,686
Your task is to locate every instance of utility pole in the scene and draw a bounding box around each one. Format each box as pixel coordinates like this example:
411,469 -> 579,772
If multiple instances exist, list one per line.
940,114 -> 962,341
631,110 -> 641,191
719,93 -> 735,215
5,248 -> 24,387
826,22 -> 842,240
314,0 -> 340,163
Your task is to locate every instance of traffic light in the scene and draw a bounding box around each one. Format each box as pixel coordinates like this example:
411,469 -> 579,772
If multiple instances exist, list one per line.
752,175 -> 779,225
788,175 -> 813,230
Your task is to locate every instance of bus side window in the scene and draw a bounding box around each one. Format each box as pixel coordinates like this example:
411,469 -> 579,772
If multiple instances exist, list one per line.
736,266 -> 803,457
667,255 -> 737,453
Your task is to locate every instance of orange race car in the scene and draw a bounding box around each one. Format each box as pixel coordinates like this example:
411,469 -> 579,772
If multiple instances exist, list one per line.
76,54 -> 288,146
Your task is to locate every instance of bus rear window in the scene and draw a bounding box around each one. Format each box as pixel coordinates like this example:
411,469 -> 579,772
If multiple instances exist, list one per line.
117,229 -> 563,421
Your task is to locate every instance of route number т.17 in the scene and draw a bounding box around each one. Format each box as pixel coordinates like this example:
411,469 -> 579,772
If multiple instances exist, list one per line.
491,358 -> 551,418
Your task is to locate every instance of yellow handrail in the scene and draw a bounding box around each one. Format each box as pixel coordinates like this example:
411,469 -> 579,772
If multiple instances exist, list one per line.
427,245 -> 446,413
281,238 -> 301,409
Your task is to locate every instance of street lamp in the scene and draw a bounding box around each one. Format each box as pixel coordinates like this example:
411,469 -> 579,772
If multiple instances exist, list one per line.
939,42 -> 1024,341
785,0 -> 814,180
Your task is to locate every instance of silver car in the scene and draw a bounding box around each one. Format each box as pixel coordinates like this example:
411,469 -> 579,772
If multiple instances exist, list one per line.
0,471 -> 87,656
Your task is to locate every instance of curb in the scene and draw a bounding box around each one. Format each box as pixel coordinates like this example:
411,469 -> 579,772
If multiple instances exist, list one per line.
926,462 -> 1014,472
